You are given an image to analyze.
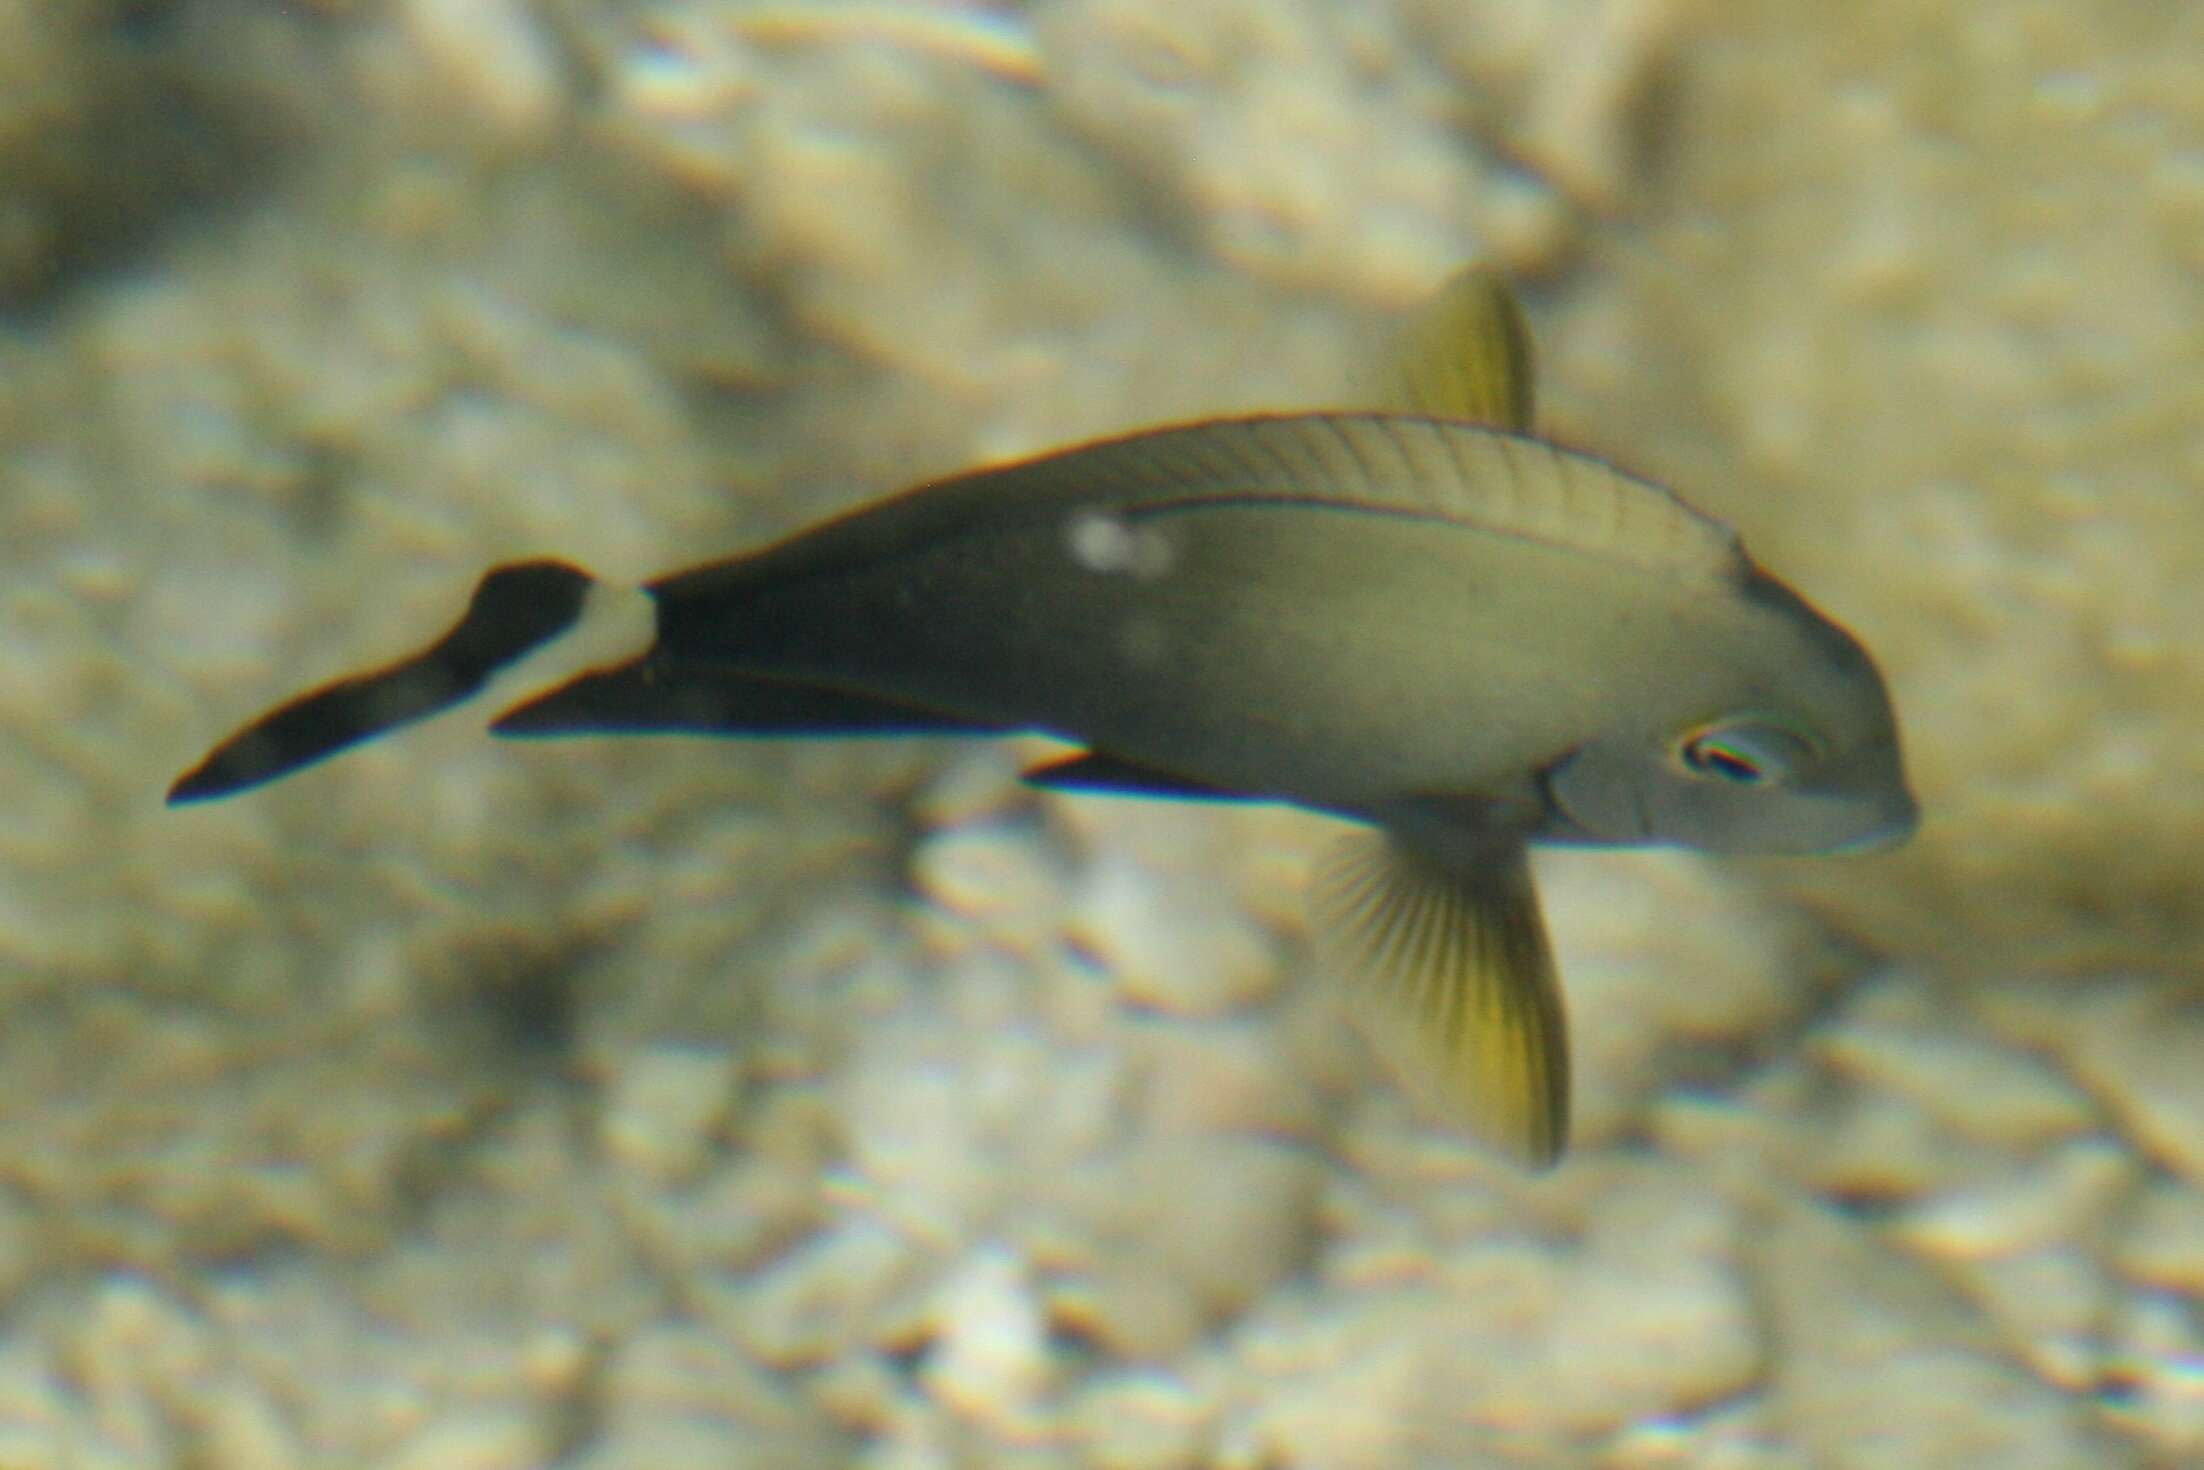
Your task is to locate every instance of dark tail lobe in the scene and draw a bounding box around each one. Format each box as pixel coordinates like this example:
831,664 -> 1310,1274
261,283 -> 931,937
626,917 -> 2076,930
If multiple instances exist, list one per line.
167,560 -> 599,804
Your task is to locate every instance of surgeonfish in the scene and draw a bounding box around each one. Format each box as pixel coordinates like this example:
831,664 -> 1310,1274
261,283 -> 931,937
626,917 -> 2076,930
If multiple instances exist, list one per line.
168,267 -> 1917,1169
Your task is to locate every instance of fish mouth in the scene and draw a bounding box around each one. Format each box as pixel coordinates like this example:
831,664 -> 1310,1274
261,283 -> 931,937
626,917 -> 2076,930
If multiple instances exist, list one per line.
1827,791 -> 1920,854
1714,786 -> 1920,857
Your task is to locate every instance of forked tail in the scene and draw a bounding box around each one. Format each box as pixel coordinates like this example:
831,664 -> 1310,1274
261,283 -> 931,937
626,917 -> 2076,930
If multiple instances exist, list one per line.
167,560 -> 654,803
169,556 -> 1002,804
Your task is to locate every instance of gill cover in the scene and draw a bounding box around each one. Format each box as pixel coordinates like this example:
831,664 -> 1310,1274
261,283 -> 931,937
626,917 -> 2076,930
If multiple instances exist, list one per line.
1545,711 -> 1915,855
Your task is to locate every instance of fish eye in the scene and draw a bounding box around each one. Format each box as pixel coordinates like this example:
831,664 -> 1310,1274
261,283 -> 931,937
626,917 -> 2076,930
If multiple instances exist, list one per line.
1677,719 -> 1816,787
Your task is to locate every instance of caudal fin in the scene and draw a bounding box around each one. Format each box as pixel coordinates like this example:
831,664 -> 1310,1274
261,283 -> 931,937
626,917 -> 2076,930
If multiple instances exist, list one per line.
168,560 -> 651,803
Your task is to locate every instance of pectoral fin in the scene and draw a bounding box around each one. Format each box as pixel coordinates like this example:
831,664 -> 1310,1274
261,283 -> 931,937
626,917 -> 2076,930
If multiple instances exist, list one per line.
1308,828 -> 1568,1168
1380,264 -> 1536,433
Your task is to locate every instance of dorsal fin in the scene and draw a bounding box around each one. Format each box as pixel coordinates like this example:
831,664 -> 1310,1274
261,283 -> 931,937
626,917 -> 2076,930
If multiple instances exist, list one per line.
1377,264 -> 1536,432
656,413 -> 1745,606
1109,415 -> 1745,584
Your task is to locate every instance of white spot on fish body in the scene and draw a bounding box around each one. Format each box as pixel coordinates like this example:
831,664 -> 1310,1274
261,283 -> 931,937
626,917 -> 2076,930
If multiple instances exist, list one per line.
1065,509 -> 1176,580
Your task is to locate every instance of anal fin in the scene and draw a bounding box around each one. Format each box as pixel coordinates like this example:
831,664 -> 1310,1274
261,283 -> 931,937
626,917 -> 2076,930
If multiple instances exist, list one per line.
1308,827 -> 1569,1168
1020,751 -> 1249,800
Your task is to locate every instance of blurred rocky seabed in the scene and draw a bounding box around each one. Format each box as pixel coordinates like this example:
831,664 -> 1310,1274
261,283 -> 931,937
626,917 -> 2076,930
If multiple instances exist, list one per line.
0,0 -> 2199,1465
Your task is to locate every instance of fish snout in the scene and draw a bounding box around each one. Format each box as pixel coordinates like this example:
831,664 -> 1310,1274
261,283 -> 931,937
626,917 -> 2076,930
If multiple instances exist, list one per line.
1872,788 -> 1921,846
1823,785 -> 1919,854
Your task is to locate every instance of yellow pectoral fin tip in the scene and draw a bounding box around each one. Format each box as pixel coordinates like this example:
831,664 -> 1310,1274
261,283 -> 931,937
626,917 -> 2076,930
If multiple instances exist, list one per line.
1310,828 -> 1570,1168
1382,263 -> 1537,433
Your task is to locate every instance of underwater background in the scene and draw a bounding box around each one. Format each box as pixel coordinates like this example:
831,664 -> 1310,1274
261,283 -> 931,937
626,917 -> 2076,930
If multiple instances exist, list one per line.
3,0 -> 2202,1464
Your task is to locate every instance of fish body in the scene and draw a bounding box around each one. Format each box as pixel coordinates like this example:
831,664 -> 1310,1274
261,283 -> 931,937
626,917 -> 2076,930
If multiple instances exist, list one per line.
658,423 -> 1651,810
626,416 -> 1896,849
170,268 -> 1917,1169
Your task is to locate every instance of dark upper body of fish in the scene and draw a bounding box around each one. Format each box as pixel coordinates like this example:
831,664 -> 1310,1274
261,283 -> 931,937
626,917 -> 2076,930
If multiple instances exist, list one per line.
169,269 -> 1917,1168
